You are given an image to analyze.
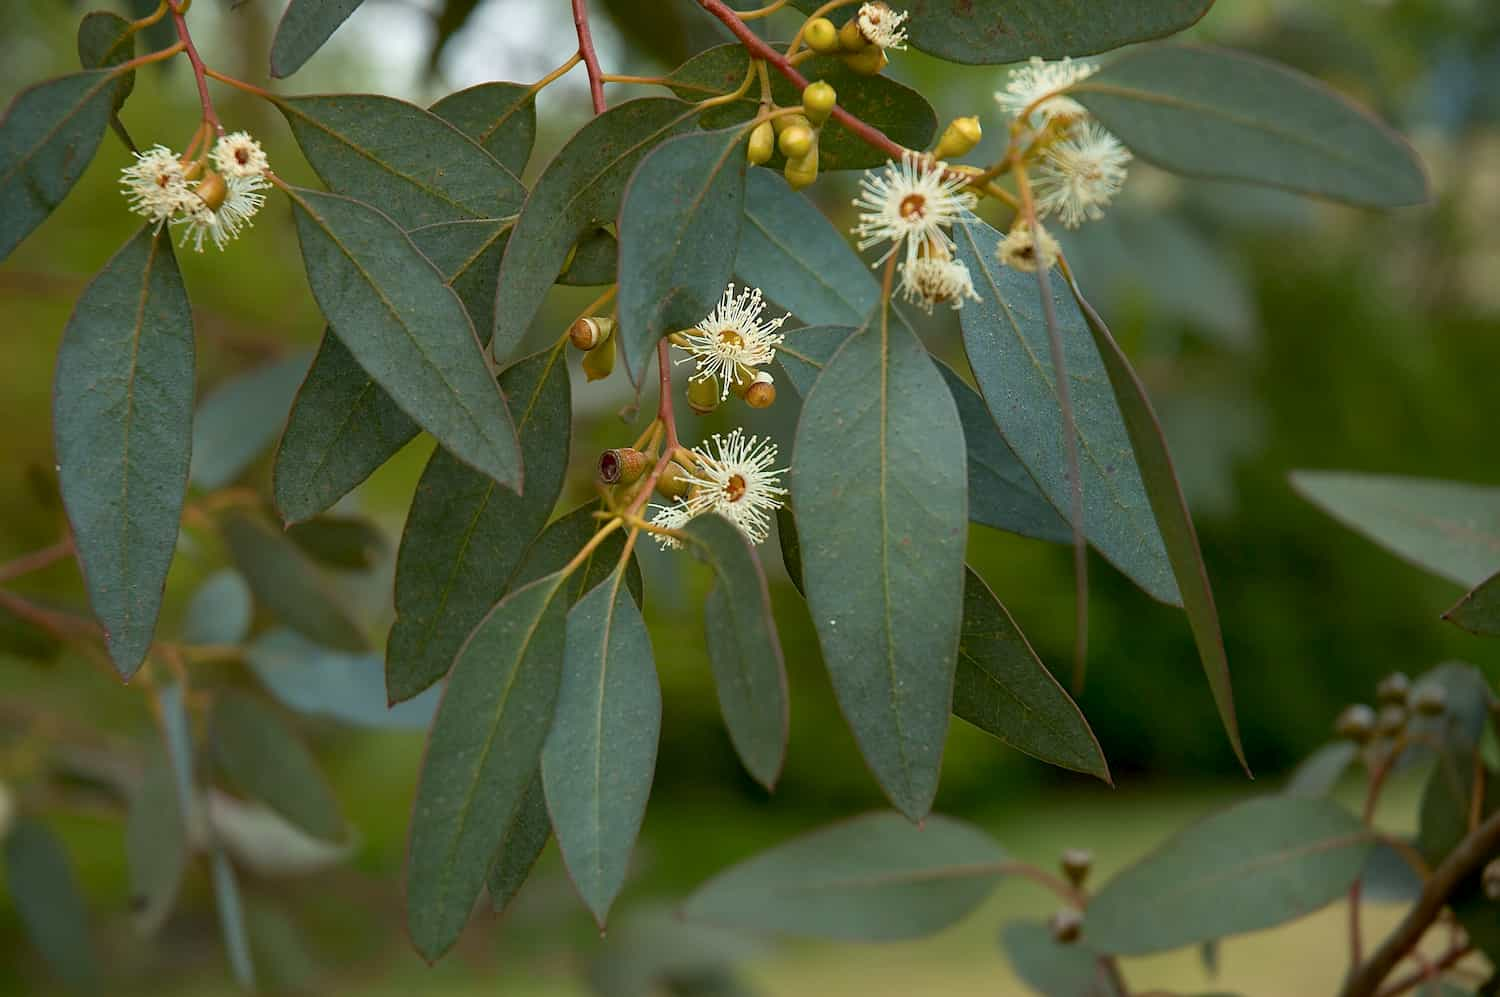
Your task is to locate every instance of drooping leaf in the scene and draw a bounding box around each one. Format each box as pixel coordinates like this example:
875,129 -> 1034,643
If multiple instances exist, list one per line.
245,628 -> 439,730
273,218 -> 510,524
1000,920 -> 1111,997
1072,45 -> 1427,208
1284,741 -> 1358,798
492,98 -> 697,362
617,127 -> 747,386
1085,796 -> 1373,955
387,347 -> 571,703
182,569 -> 253,647
791,310 -> 967,821
210,849 -> 256,991
487,774 -> 550,913
589,905 -> 766,997
210,690 -> 346,843
667,45 -> 936,171
429,81 -> 537,177
54,226 -> 194,678
157,682 -> 197,820
287,187 -> 521,489
681,812 -> 1006,940
222,512 -> 367,652
406,571 -> 570,962
285,515 -> 385,572
271,0 -> 366,78
953,216 -> 1177,604
207,791 -> 352,878
76,11 -> 136,116
513,503 -> 645,606
954,568 -> 1108,780
0,70 -> 115,263
682,515 -> 789,791
4,819 -> 100,991
1070,281 -> 1247,773
558,227 -> 618,286
1445,571 -> 1500,636
244,901 -> 319,994
542,566 -> 661,927
127,748 -> 189,936
1290,472 -> 1500,588
191,352 -> 311,490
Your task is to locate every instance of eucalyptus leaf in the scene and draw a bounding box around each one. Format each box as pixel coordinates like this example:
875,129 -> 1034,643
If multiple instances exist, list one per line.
1072,45 -> 1427,208
1001,920 -> 1111,997
207,792 -> 353,878
182,569 -> 253,647
617,127 -> 748,386
682,515 -> 789,791
559,227 -> 618,286
127,749 -> 188,936
487,774 -> 550,913
245,628 -> 440,731
210,849 -> 256,991
4,819 -> 100,991
429,81 -> 537,177
514,503 -> 645,607
54,226 -> 193,678
271,0 -> 366,78
589,906 -> 766,997
222,512 -> 367,653
191,352 -> 311,490
406,571 -> 569,962
681,812 -> 1006,940
1358,839 -> 1424,904
76,11 -> 135,115
1284,741 -> 1358,798
1085,796 -> 1373,954
285,515 -> 386,572
791,309 -> 967,821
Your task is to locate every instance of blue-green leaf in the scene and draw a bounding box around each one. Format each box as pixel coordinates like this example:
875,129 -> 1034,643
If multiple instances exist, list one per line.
245,628 -> 439,730
191,352 -> 310,491
1445,571 -> 1500,636
181,569 -> 253,647
127,748 -> 188,936
210,849 -> 256,990
222,512 -> 367,652
271,0 -> 366,78
4,819 -> 100,990
429,81 -> 537,177
1001,920 -> 1111,997
487,774 -> 550,913
210,690 -> 346,842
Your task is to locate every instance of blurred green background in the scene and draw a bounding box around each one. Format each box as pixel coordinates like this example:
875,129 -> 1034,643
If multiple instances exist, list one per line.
2,0 -> 1499,993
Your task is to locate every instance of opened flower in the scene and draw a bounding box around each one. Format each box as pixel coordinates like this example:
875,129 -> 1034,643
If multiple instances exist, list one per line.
647,499 -> 694,550
994,57 -> 1097,125
853,151 -> 976,267
899,254 -> 980,313
120,145 -> 195,229
1033,121 -> 1132,228
673,283 -> 789,399
996,220 -> 1060,273
174,171 -> 269,253
211,131 -> 270,179
856,2 -> 909,50
681,429 -> 787,545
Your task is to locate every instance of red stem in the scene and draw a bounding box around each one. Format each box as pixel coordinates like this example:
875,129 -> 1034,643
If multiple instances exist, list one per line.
0,539 -> 74,585
571,0 -> 607,114
656,339 -> 680,452
169,0 -> 221,133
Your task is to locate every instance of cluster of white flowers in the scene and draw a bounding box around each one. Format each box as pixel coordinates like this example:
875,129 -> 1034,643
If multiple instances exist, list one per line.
672,283 -> 789,399
856,2 -> 909,51
648,429 -> 788,549
118,131 -> 270,252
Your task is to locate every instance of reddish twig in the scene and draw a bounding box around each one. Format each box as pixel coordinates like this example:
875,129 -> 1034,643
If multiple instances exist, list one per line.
571,0 -> 607,114
0,539 -> 74,585
1374,941 -> 1474,997
169,0 -> 221,133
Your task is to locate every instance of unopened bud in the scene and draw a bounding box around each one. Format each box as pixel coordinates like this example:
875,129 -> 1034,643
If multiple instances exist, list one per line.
778,124 -> 815,160
784,145 -> 819,190
1060,848 -> 1093,887
1411,684 -> 1447,716
687,375 -> 721,415
1335,704 -> 1377,742
842,46 -> 888,76
934,116 -> 982,159
598,448 -> 649,486
570,315 -> 614,351
838,17 -> 869,52
772,112 -> 811,135
747,121 -> 775,165
745,370 -> 776,409
582,334 -> 615,382
656,460 -> 694,500
804,17 -> 840,54
803,81 -> 837,126
1376,672 -> 1411,705
1484,858 -> 1500,900
194,170 -> 228,213
727,364 -> 755,399
1376,704 -> 1407,737
1049,908 -> 1083,944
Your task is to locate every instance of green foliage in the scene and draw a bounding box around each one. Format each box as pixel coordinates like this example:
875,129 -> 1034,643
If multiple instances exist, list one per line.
270,0 -> 366,78
190,352 -> 310,490
4,819 -> 100,991
1444,571 -> 1500,635
427,81 -> 538,176
75,11 -> 135,118
486,774 -> 550,914
210,848 -> 256,990
223,511 -> 367,652
126,749 -> 189,936
1000,920 -> 1110,997
244,628 -> 440,730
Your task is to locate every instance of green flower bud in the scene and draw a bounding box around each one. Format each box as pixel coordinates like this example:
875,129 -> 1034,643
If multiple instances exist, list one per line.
1335,703 -> 1377,742
656,460 -> 694,501
784,145 -> 819,190
778,124 -> 814,160
1376,672 -> 1411,705
1376,703 -> 1407,737
934,116 -> 982,159
842,45 -> 888,76
582,334 -> 615,382
687,375 -> 721,414
803,81 -> 837,126
838,17 -> 869,52
747,121 -> 775,165
804,17 -> 840,54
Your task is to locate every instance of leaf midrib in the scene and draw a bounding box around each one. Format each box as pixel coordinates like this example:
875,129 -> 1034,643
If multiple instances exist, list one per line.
0,72 -> 113,192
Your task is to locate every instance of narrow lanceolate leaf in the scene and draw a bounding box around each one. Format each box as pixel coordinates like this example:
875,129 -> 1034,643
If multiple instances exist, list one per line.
1070,283 -> 1247,773
512,503 -> 645,607
223,512 -> 366,651
127,748 -> 189,935
1290,471 -> 1500,588
210,849 -> 256,991
1283,742 -> 1358,798
1001,921 -> 1112,997
278,94 -> 525,229
4,819 -> 100,990
1072,45 -> 1427,208
270,0 -> 366,78
1444,570 -> 1500,635
954,569 -> 1108,780
191,352 -> 310,490
54,226 -> 194,678
406,571 -> 570,962
681,812 -> 1006,940
273,218 -> 510,524
429,81 -> 537,177
617,127 -> 748,386
487,774 -> 550,914
0,70 -> 115,263
285,515 -> 385,572
288,187 -> 521,490
954,216 -> 1177,605
387,348 -> 571,703
792,309 -> 967,821
1086,796 -> 1373,955
682,514 -> 789,790
76,11 -> 136,116
246,628 -> 440,731
542,567 -> 661,927
493,98 -> 697,362
210,690 -> 346,843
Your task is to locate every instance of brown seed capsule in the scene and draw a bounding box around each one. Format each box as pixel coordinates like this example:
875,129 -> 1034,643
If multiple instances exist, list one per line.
838,16 -> 869,52
784,145 -> 819,190
1484,858 -> 1500,900
656,460 -> 694,500
842,46 -> 888,76
1335,703 -> 1377,742
747,121 -> 775,165
1411,684 -> 1447,716
778,124 -> 814,160
194,170 -> 228,212
803,16 -> 840,54
1060,848 -> 1093,887
1376,703 -> 1407,737
744,370 -> 776,409
1376,672 -> 1411,705
582,334 -> 616,382
1049,908 -> 1083,944
598,448 -> 649,486
687,375 -> 721,415
803,81 -> 837,127
934,116 -> 983,160
570,315 -> 614,351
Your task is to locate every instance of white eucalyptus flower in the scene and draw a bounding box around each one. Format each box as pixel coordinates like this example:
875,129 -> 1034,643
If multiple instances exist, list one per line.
211,131 -> 270,179
996,220 -> 1060,273
174,172 -> 269,253
852,151 -> 977,267
673,283 -> 789,398
857,2 -> 909,50
994,57 -> 1097,125
682,429 -> 787,545
119,145 -> 194,228
1033,122 -> 1132,228
899,254 -> 980,313
647,500 -> 695,550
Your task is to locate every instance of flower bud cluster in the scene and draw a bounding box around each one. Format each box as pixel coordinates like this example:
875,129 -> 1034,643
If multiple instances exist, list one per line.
672,283 -> 788,409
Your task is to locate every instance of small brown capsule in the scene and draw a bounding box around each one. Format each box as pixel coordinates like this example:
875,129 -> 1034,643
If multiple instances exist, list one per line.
803,81 -> 837,127
194,170 -> 228,212
1484,858 -> 1500,900
747,121 -> 775,165
582,334 -> 616,381
803,17 -> 840,54
656,460 -> 694,501
598,448 -> 650,486
1411,684 -> 1447,716
1049,909 -> 1083,944
842,46 -> 888,76
1335,703 -> 1377,742
1376,672 -> 1411,705
1376,704 -> 1407,737
838,16 -> 869,51
744,370 -> 776,409
1060,848 -> 1093,887
687,375 -> 721,415
570,315 -> 614,351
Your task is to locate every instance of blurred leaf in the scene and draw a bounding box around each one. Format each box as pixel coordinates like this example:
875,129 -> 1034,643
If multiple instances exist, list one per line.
1445,570 -> 1500,636
1073,45 -> 1427,207
1284,741 -> 1358,798
493,98 -> 696,363
388,347 -> 571,703
1000,920 -> 1110,997
681,812 -> 1005,940
1358,839 -> 1423,904
1086,796 -> 1373,954
667,45 -> 935,171
682,514 -> 789,791
191,353 -> 311,491
273,218 -> 510,524
157,683 -> 197,819
54,226 -> 193,678
429,81 -> 536,177
223,512 -> 367,652
0,70 -> 115,263
245,901 -> 319,993
589,905 -> 767,997
791,310 -> 966,821
514,503 -> 644,607
125,0 -> 174,53
1291,472 -> 1500,588
127,749 -> 188,937
775,504 -> 803,591
3,819 -> 100,991
207,792 -> 352,877
285,515 -> 385,571
287,187 -> 522,490
618,128 -> 747,386
245,628 -> 439,730
487,774 -> 550,913
543,566 -> 660,927
210,849 -> 256,991
559,227 -> 618,286
406,571 -> 569,962
210,690 -> 346,843
271,0 -> 366,78
954,568 -> 1108,780
182,569 -> 253,647
76,11 -> 135,117
1417,746 -> 1500,965
1407,663 -> 1495,761
1070,282 -> 1247,773
954,217 -> 1177,605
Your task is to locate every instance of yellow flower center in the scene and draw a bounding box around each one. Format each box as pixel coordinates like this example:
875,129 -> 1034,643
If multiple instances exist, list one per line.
725,474 -> 747,503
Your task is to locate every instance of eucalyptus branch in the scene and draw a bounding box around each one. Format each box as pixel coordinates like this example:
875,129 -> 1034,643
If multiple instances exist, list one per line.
570,0 -> 607,114
168,0 -> 221,133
